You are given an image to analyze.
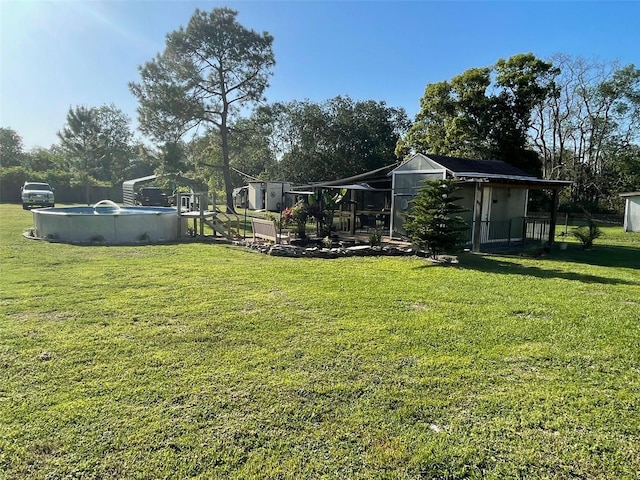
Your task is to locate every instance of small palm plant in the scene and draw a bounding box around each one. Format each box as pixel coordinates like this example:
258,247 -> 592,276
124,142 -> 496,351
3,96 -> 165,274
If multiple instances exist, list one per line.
572,216 -> 602,250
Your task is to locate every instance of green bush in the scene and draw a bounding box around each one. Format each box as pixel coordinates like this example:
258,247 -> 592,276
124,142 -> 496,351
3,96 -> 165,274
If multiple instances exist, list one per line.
404,179 -> 468,258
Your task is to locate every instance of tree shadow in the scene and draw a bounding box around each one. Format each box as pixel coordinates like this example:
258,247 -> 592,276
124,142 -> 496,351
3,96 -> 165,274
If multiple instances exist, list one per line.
430,248 -> 639,286
542,244 -> 640,270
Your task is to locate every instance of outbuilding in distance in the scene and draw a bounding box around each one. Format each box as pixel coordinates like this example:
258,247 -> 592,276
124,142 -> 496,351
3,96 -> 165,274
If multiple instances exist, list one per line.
246,181 -> 292,212
620,192 -> 640,232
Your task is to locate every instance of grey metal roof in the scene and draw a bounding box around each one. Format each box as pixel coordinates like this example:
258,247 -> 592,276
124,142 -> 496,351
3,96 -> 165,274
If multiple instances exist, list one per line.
393,154 -> 572,189
122,175 -> 158,189
424,154 -> 536,177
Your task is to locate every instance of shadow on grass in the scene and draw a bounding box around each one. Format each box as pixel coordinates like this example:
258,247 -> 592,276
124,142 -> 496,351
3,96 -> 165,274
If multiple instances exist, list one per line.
544,244 -> 640,270
443,248 -> 640,286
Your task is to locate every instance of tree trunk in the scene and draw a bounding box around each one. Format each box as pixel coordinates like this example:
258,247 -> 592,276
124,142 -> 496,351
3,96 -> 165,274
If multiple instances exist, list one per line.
219,118 -> 235,214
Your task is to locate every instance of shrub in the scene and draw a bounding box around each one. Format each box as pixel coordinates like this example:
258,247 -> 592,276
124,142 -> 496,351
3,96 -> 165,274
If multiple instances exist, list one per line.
369,230 -> 382,247
283,201 -> 308,237
403,179 -> 468,258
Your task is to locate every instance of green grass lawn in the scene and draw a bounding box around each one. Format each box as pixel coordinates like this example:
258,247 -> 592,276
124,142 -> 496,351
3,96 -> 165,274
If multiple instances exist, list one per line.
1,204 -> 639,479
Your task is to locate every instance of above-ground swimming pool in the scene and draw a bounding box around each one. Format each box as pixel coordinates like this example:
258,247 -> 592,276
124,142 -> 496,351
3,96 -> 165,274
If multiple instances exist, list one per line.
31,201 -> 188,245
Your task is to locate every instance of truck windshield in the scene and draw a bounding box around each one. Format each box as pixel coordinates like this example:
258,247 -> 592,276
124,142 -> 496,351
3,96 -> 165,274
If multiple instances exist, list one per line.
25,183 -> 51,190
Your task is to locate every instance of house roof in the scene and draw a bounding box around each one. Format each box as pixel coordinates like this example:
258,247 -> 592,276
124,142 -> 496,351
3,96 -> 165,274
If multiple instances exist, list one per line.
619,192 -> 640,197
423,154 -> 536,178
394,153 -> 572,189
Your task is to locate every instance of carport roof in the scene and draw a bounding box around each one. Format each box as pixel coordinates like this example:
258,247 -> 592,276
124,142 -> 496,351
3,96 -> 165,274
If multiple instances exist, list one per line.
292,163 -> 398,190
454,172 -> 573,189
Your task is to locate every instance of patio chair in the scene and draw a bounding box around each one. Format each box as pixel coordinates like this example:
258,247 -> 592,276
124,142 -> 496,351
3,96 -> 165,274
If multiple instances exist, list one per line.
359,214 -> 377,231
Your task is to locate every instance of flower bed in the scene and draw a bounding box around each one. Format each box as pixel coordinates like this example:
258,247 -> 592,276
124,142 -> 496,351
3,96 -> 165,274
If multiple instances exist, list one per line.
238,240 -> 413,258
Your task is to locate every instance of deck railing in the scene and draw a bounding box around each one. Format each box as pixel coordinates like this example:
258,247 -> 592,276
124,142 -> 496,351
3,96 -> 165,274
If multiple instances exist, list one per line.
457,217 -> 551,249
523,216 -> 551,243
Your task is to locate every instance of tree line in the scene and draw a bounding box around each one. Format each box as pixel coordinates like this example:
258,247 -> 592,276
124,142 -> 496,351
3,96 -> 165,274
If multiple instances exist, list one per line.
2,7 -> 639,212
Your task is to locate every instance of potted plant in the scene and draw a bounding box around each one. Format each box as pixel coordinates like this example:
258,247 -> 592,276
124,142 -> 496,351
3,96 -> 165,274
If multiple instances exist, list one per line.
556,231 -> 568,250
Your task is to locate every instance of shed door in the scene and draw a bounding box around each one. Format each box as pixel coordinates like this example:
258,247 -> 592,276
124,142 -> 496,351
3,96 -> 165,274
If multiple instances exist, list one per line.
480,187 -> 492,242
391,194 -> 413,237
481,187 -> 492,221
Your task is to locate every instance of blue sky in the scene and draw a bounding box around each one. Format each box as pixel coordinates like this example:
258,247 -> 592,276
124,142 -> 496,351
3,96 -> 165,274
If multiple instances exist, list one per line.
2,0 -> 639,150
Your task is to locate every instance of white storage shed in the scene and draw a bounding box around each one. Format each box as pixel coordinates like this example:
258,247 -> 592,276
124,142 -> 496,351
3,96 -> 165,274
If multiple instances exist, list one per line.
247,181 -> 291,212
620,192 -> 640,232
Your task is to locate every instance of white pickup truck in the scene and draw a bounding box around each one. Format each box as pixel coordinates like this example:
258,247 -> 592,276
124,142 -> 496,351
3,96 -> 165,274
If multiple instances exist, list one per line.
21,182 -> 55,209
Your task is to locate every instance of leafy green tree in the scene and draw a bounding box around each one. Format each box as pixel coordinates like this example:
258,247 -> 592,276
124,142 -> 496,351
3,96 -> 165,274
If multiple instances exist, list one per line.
490,54 -> 558,174
57,105 -> 135,203
190,115 -> 276,198
0,127 -> 25,167
599,143 -> 640,212
396,81 -> 455,158
57,106 -> 102,204
229,116 -> 275,179
22,147 -> 63,172
397,69 -> 492,159
130,7 -> 275,211
269,96 -> 408,183
609,145 -> 640,193
149,140 -> 191,177
123,142 -> 162,181
93,105 -> 135,184
266,100 -> 329,182
329,97 -> 410,173
403,179 -> 468,258
398,53 -> 556,175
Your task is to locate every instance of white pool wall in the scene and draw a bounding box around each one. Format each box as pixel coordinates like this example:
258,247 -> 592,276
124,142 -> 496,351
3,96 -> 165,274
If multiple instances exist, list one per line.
32,206 -> 188,244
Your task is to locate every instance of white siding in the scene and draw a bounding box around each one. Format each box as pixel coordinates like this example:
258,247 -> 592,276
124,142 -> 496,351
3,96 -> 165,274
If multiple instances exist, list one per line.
624,196 -> 640,232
